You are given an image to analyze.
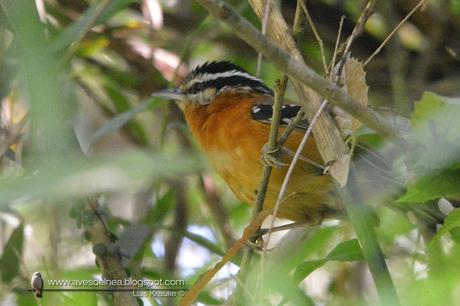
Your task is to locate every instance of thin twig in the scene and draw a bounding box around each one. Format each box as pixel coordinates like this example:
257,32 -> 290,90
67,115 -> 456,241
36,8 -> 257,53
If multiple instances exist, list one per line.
263,99 -> 329,250
381,0 -> 410,115
164,182 -> 187,274
258,221 -> 306,235
255,76 -> 288,214
299,0 -> 328,74
336,0 -> 376,78
330,15 -> 346,79
277,109 -> 305,146
200,175 -> 235,249
281,147 -> 325,170
256,0 -> 271,76
234,75 -> 288,303
364,0 -> 428,67
344,0 -> 376,55
179,208 -> 272,306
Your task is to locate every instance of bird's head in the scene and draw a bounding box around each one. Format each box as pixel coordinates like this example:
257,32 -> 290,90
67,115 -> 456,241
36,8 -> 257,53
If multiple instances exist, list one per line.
152,61 -> 273,107
33,272 -> 41,277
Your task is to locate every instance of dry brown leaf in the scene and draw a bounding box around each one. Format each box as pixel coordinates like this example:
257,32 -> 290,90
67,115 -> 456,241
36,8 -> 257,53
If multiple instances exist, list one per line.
329,58 -> 367,185
344,58 -> 368,132
329,152 -> 352,187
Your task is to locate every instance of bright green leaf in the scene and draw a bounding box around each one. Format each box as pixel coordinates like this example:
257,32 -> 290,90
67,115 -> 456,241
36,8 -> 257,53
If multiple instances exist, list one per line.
411,92 -> 460,169
197,292 -> 223,305
103,84 -> 149,145
0,150 -> 203,209
293,259 -> 326,283
326,239 -> 364,262
397,169 -> 460,203
88,98 -> 166,149
430,208 -> 460,246
293,239 -> 364,283
142,191 -> 175,225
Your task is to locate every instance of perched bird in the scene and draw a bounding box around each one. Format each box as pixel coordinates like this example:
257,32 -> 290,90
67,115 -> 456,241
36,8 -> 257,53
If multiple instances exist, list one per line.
153,61 -> 444,227
31,272 -> 44,298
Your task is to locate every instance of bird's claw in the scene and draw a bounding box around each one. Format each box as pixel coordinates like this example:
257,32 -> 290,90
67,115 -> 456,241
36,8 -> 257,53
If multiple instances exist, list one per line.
323,160 -> 336,175
261,144 -> 288,168
245,237 -> 265,251
245,234 -> 275,252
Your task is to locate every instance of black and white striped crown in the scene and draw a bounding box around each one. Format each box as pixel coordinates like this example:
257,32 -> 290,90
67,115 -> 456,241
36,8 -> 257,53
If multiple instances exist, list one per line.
182,61 -> 274,96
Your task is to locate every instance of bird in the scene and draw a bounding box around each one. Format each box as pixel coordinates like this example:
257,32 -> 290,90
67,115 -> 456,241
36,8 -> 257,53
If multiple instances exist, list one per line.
152,61 -> 444,227
31,272 -> 44,298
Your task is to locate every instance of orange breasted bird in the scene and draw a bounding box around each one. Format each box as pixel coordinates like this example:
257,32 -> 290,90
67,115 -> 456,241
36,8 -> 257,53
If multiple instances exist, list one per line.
153,61 -> 445,227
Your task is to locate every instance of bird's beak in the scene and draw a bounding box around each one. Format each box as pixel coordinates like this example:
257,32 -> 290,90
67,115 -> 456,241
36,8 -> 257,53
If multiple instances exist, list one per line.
151,89 -> 185,101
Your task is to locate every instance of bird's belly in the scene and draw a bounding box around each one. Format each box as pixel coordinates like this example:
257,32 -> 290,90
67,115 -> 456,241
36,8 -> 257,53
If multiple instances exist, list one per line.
207,147 -> 339,224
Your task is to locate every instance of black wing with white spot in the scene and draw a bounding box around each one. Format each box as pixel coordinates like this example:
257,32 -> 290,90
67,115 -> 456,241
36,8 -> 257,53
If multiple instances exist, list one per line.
250,103 -> 309,130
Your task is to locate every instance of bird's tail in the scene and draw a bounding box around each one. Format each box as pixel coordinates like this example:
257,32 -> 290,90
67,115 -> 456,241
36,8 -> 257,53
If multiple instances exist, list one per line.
392,197 -> 460,240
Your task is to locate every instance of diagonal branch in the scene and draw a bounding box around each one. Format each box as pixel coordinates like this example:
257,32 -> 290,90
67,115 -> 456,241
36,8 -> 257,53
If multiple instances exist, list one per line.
249,0 -> 347,166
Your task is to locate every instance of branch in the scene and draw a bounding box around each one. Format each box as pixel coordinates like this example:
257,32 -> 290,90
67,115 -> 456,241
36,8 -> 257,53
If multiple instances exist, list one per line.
84,200 -> 138,306
264,99 -> 329,249
364,0 -> 428,67
234,75 -> 288,301
179,208 -> 272,306
194,0 -> 405,149
338,171 -> 401,306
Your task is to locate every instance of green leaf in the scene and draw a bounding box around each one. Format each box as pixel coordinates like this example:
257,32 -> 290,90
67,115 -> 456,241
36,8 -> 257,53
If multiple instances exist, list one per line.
0,150 -> 202,209
88,98 -> 165,149
411,92 -> 460,169
0,224 -> 24,283
103,84 -> 149,145
180,230 -> 224,257
397,169 -> 460,203
56,269 -> 98,305
293,259 -> 325,283
430,208 -> 460,246
197,292 -> 223,305
326,239 -> 364,261
293,239 -> 364,283
142,191 -> 175,225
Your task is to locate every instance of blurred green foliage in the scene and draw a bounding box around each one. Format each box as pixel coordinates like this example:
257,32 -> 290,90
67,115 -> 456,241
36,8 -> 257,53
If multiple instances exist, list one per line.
0,0 -> 460,306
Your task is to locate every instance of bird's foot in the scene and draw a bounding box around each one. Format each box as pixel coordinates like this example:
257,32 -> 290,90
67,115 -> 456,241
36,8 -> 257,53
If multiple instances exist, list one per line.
260,144 -> 288,168
245,236 -> 265,251
258,222 -> 306,235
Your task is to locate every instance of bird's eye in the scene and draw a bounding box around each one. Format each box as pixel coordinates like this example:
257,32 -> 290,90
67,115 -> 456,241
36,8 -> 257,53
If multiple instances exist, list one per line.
188,83 -> 202,94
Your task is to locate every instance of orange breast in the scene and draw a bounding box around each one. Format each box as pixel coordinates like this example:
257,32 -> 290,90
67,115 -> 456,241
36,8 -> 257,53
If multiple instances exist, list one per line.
182,94 -> 339,223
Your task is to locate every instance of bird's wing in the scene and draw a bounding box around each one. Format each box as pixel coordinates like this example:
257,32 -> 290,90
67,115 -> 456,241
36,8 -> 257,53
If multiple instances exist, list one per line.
249,96 -> 309,131
32,276 -> 43,290
249,95 -> 401,185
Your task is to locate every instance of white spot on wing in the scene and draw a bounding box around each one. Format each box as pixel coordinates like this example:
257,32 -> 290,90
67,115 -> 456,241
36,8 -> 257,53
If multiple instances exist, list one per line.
282,118 -> 292,124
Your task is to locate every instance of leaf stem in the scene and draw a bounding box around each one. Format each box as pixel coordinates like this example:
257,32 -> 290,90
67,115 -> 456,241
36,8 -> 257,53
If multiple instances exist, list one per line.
338,169 -> 401,306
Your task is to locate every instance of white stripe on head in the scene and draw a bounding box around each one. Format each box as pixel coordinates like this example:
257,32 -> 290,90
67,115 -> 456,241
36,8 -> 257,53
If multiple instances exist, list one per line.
186,70 -> 264,87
